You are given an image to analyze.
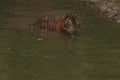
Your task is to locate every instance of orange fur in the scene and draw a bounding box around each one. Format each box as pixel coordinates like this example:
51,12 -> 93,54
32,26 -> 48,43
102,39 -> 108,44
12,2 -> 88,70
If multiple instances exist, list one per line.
31,13 -> 80,34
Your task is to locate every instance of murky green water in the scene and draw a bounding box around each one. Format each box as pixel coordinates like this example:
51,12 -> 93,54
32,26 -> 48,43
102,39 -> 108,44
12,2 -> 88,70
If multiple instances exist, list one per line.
0,0 -> 120,80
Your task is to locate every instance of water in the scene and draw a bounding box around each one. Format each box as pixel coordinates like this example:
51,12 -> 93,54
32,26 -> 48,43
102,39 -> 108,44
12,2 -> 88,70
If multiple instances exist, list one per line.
0,0 -> 120,80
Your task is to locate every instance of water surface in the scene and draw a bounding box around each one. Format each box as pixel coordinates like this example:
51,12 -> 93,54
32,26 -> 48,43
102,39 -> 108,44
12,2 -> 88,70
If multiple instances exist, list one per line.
0,0 -> 120,80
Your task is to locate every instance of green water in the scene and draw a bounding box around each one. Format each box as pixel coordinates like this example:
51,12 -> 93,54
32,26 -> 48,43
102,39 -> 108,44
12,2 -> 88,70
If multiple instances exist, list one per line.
0,0 -> 120,80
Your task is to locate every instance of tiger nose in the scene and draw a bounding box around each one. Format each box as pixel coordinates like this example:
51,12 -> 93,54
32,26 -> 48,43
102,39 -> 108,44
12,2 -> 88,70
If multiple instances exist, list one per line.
72,28 -> 79,34
73,30 -> 77,34
69,30 -> 77,35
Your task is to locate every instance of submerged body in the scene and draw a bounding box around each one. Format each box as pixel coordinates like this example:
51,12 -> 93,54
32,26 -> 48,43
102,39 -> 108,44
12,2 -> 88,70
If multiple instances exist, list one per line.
31,12 -> 80,36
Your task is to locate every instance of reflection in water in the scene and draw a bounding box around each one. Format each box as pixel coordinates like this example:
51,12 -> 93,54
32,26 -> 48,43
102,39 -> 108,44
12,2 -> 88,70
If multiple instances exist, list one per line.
1,8 -> 120,78
0,29 -> 89,80
1,23 -> 120,80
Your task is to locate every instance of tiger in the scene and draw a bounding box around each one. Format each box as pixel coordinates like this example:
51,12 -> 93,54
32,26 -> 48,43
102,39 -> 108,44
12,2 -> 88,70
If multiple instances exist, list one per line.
30,12 -> 80,36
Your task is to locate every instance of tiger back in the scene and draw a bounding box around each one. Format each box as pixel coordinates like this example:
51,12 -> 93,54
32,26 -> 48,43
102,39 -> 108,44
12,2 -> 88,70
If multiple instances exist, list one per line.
31,12 -> 80,35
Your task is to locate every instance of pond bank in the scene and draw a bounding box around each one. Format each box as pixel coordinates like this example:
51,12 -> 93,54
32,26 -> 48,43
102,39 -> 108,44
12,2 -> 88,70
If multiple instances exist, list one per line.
80,0 -> 120,24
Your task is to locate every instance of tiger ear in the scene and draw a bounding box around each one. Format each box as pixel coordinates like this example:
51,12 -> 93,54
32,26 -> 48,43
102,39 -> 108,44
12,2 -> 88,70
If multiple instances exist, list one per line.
65,13 -> 70,18
72,12 -> 78,17
74,13 -> 78,17
64,14 -> 69,21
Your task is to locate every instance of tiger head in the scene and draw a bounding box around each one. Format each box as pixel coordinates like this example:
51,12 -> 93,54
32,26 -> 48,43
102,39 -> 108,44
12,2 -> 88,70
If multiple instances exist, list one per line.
63,13 -> 80,37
